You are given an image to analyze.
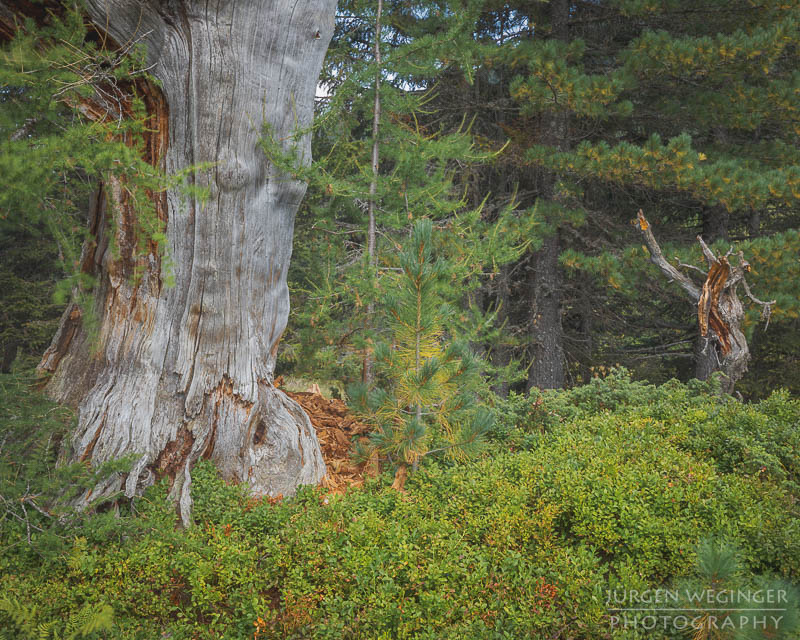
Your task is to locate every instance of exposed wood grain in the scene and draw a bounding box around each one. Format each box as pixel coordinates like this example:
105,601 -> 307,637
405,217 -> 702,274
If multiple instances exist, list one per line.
635,209 -> 774,393
698,258 -> 731,355
7,0 -> 337,522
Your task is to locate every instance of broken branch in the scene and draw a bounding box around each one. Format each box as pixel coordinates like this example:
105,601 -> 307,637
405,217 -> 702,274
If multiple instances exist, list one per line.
742,278 -> 776,329
698,257 -> 732,354
675,257 -> 707,277
633,210 -> 700,301
696,235 -> 719,268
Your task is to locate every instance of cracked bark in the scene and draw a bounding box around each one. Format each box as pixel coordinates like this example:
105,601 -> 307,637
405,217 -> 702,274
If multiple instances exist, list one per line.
7,0 -> 336,524
634,210 -> 774,394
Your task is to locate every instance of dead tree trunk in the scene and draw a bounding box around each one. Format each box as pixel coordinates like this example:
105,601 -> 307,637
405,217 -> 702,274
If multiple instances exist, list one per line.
695,205 -> 730,377
14,0 -> 337,524
633,210 -> 774,394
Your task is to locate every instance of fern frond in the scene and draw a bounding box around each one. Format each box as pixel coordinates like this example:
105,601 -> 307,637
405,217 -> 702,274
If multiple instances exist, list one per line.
0,596 -> 114,640
64,603 -> 113,640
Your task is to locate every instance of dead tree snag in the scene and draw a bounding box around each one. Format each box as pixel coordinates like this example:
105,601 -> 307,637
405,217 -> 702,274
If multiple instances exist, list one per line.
2,0 -> 337,525
633,210 -> 775,393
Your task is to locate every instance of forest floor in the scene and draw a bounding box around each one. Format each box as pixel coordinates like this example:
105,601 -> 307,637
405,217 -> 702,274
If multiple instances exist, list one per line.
281,383 -> 376,493
1,372 -> 799,639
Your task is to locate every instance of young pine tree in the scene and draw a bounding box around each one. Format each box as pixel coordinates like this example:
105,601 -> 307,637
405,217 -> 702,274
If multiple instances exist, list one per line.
671,540 -> 800,640
349,219 -> 492,490
277,0 -> 497,386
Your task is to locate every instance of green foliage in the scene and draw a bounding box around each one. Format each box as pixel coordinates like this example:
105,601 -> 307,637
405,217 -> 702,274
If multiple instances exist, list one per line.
1,374 -> 798,639
0,229 -> 64,371
1,3 -> 799,639
448,0 -> 800,388
509,38 -> 633,119
1,5 -> 164,240
0,372 -> 135,570
0,4 -> 183,366
529,134 -> 800,213
658,540 -> 800,639
494,368 -> 800,495
276,1 -> 515,388
0,596 -> 114,640
348,219 -> 492,475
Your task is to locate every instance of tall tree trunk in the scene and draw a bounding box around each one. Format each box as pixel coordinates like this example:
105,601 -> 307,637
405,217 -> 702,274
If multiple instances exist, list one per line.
526,0 -> 569,391
694,331 -> 720,382
701,205 -> 730,244
489,264 -> 513,397
364,0 -> 383,386
526,230 -> 565,391
0,340 -> 16,374
32,0 -> 336,524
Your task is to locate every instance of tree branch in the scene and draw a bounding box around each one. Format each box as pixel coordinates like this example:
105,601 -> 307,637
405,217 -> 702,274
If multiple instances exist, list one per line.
696,235 -> 718,268
742,278 -> 776,329
674,256 -> 707,277
633,210 -> 700,301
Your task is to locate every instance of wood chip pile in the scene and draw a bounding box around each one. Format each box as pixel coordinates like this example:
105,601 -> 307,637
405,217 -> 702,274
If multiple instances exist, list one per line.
283,389 -> 376,493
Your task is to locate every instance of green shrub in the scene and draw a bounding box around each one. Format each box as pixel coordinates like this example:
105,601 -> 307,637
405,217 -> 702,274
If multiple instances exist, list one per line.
680,389 -> 800,495
512,369 -> 800,497
1,374 -> 797,639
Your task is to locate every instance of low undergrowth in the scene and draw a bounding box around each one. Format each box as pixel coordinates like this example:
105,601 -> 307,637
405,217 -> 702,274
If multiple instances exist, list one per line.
0,371 -> 798,639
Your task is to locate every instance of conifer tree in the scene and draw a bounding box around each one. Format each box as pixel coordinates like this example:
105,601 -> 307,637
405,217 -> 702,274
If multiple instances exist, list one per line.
670,540 -> 800,639
438,0 -> 800,391
279,0 -> 497,387
349,219 -> 491,490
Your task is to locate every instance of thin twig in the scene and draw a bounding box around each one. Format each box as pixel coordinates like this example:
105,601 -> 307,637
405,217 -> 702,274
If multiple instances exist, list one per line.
674,257 -> 707,277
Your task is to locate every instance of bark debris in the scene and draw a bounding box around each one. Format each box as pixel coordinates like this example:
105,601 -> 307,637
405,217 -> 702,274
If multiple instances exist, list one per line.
281,384 -> 376,494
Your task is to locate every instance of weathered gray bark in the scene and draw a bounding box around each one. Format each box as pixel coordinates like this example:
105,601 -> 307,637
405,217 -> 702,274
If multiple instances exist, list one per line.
33,0 -> 336,524
634,210 -> 774,394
